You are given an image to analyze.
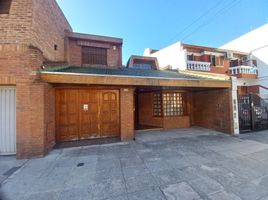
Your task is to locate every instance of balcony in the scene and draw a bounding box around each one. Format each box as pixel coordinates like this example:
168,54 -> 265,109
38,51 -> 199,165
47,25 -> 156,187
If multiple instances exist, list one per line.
187,61 -> 211,71
229,65 -> 258,78
229,65 -> 258,75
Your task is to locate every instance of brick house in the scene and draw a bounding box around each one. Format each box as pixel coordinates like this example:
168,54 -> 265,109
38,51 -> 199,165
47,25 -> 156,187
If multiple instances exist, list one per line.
0,0 -> 238,158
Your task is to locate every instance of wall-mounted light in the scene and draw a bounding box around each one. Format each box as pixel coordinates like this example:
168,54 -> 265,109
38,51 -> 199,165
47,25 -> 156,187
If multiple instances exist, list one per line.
113,45 -> 117,50
54,44 -> 58,51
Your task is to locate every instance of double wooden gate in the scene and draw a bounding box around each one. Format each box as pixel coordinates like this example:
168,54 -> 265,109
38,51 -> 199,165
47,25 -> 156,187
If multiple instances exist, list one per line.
238,94 -> 268,132
56,89 -> 120,142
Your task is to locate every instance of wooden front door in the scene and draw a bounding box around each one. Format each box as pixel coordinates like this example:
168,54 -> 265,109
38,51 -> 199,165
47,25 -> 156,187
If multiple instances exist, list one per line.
100,91 -> 120,137
56,89 -> 120,142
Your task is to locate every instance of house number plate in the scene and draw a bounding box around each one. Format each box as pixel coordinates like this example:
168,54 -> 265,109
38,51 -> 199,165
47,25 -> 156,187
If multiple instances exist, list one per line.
83,104 -> 89,111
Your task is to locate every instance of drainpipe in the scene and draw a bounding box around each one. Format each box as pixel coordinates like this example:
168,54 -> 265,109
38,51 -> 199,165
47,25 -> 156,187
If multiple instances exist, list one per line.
231,76 -> 240,135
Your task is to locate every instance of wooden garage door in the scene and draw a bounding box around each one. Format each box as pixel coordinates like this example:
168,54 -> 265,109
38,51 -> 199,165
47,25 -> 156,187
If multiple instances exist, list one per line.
56,89 -> 119,142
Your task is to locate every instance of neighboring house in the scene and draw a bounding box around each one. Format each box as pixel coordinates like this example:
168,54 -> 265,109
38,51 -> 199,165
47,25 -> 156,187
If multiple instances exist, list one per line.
144,42 -> 258,95
220,23 -> 268,101
0,0 -> 238,159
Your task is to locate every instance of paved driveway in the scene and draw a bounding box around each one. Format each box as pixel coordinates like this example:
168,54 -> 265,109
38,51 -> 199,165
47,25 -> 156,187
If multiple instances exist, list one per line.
1,128 -> 268,200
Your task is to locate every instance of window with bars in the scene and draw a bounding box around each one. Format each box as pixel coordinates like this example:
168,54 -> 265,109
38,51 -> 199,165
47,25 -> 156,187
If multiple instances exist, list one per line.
82,46 -> 107,65
153,92 -> 186,117
0,0 -> 12,14
153,93 -> 162,117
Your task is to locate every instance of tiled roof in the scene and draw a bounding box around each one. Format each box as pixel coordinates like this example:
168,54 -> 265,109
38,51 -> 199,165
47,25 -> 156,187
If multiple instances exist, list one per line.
43,66 -> 214,80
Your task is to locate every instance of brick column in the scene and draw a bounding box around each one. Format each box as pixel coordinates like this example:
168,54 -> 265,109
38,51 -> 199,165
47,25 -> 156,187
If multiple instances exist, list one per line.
120,87 -> 135,141
16,79 -> 47,158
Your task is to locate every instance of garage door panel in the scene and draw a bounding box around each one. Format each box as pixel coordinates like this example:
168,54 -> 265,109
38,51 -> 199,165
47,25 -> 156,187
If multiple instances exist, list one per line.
60,104 -> 68,113
110,102 -> 117,109
102,103 -> 110,111
59,116 -> 68,125
68,105 -> 77,114
89,106 -> 98,112
110,114 -> 118,122
79,90 -> 99,139
56,89 -> 79,142
69,114 -> 78,122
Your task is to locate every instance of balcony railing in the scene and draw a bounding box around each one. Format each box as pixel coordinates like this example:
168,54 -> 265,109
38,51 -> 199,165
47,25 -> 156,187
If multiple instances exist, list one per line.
229,65 -> 258,75
187,61 -> 211,71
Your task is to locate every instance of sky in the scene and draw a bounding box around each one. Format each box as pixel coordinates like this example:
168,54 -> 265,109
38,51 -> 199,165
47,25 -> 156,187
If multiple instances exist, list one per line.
56,0 -> 268,64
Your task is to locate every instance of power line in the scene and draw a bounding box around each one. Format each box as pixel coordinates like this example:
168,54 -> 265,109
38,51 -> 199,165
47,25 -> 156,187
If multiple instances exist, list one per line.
166,0 -> 227,45
181,0 -> 242,42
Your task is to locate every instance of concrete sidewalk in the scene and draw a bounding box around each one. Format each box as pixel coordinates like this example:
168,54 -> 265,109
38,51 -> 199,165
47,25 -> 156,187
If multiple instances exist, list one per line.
1,128 -> 268,200
0,156 -> 27,186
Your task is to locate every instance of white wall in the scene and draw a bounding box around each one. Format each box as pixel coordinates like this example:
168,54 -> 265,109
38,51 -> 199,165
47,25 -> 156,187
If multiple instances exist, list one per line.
236,78 -> 258,86
220,24 -> 268,99
144,42 -> 187,70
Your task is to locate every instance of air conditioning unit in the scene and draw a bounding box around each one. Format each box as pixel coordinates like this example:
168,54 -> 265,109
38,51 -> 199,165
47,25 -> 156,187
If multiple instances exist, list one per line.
242,55 -> 250,62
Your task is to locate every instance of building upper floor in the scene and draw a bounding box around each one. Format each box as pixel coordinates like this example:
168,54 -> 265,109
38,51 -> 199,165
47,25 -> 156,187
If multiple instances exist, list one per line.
0,0 -> 123,69
144,42 -> 258,79
66,32 -> 123,68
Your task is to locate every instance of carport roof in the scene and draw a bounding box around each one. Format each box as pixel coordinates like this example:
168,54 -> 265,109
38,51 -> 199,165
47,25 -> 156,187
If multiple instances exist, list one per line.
43,66 -> 210,80
40,66 -> 231,88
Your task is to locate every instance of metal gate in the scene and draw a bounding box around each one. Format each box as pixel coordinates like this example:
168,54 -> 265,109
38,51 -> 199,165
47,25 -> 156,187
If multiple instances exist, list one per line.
0,87 -> 16,155
238,94 -> 268,133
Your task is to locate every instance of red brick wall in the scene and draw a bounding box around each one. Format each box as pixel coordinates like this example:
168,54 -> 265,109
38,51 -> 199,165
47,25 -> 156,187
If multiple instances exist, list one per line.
237,85 -> 260,95
68,39 -> 82,66
0,0 -> 72,158
0,0 -> 72,61
138,92 -> 190,129
31,0 -> 72,61
237,86 -> 248,95
210,60 -> 229,74
0,44 -> 55,158
192,89 -> 232,134
0,0 -> 32,44
248,85 -> 260,94
44,84 -> 56,152
68,38 -> 122,68
138,93 -> 163,127
120,88 -> 135,140
163,116 -> 190,129
235,74 -> 258,79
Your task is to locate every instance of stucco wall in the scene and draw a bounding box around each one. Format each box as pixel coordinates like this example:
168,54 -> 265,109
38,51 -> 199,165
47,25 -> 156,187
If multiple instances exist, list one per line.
144,42 -> 187,70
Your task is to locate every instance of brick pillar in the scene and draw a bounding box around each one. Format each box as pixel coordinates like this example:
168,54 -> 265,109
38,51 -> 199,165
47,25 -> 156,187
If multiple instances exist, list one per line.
120,87 -> 135,141
16,79 -> 46,159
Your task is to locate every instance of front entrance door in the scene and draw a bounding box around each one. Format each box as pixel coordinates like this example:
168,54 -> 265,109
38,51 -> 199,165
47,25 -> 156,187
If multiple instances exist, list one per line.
56,89 -> 120,142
